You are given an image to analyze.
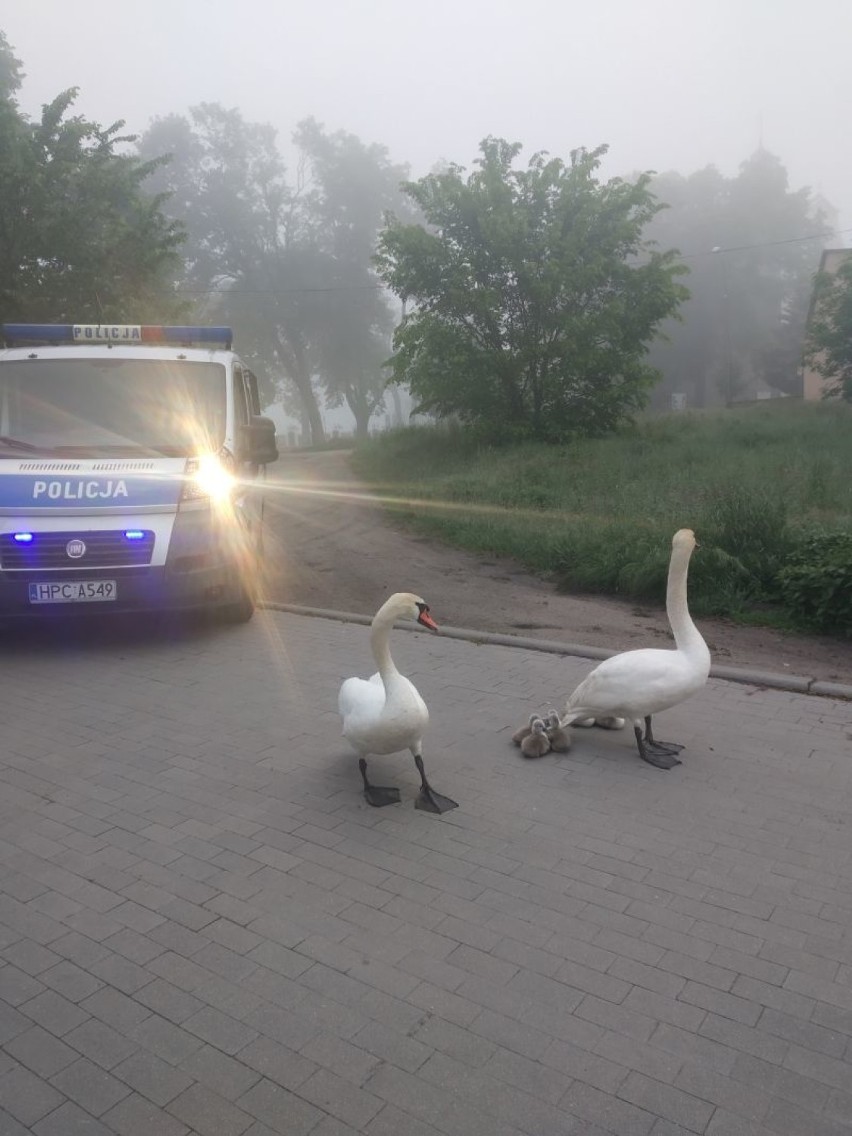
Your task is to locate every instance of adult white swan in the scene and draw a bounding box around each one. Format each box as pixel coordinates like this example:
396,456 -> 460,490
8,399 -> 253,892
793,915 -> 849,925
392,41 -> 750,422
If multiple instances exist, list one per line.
338,592 -> 458,813
560,529 -> 711,770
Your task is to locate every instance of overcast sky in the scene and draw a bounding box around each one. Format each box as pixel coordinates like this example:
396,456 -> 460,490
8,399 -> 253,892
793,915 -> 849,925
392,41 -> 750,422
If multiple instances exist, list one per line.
4,0 -> 851,237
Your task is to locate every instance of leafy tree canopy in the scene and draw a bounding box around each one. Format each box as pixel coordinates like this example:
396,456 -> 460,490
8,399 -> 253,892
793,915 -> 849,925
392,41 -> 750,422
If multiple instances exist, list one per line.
375,138 -> 688,440
294,118 -> 410,437
0,31 -> 185,326
0,28 -> 23,102
138,108 -> 409,441
645,151 -> 833,407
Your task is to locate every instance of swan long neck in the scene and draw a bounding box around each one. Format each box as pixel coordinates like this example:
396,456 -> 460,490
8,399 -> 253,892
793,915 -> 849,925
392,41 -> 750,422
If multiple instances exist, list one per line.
370,607 -> 401,681
667,542 -> 706,658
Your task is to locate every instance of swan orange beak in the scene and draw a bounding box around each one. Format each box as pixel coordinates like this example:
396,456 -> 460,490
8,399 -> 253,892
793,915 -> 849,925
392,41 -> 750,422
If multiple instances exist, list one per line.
417,608 -> 439,631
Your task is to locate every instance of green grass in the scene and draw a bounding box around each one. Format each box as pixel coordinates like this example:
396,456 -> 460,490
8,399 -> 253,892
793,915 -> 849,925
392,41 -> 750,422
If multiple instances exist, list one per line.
352,400 -> 852,628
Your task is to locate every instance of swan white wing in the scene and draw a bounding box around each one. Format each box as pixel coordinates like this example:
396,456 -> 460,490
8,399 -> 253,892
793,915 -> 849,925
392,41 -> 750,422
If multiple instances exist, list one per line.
339,675 -> 387,756
565,648 -> 704,721
338,675 -> 385,720
339,672 -> 429,756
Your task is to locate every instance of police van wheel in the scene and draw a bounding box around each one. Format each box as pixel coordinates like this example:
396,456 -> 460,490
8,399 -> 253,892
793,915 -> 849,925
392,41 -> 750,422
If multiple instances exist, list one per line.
221,585 -> 256,623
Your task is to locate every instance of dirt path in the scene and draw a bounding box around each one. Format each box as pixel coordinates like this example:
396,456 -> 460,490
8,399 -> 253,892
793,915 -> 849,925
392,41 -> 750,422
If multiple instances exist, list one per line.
262,449 -> 852,685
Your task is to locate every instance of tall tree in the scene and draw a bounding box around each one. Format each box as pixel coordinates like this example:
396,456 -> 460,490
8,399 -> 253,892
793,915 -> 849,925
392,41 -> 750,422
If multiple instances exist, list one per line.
293,118 -> 409,437
139,104 -> 328,443
376,138 -> 687,439
645,151 -> 833,408
0,32 -> 184,326
0,31 -> 30,324
139,109 -> 410,443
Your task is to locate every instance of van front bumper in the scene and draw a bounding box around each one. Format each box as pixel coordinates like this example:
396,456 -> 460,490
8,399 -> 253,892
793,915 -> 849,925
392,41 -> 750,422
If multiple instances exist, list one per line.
0,563 -> 244,617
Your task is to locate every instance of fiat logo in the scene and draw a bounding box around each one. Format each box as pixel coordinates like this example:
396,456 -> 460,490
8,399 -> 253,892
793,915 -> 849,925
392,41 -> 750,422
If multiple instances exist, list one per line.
66,539 -> 86,559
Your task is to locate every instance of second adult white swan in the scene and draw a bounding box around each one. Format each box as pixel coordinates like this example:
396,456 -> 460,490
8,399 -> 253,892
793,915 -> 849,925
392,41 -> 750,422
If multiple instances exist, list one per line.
338,592 -> 457,813
560,528 -> 711,770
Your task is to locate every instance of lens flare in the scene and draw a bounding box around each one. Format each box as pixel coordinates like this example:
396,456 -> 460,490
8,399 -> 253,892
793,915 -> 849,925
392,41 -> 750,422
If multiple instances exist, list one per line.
182,454 -> 236,504
196,454 -> 235,501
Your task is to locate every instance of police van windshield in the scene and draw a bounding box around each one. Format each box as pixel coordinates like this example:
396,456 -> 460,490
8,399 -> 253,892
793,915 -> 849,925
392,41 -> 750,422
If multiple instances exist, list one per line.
0,358 -> 227,456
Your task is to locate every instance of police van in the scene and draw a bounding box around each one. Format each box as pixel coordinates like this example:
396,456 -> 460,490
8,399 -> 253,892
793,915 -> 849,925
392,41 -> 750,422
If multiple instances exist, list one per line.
0,323 -> 278,621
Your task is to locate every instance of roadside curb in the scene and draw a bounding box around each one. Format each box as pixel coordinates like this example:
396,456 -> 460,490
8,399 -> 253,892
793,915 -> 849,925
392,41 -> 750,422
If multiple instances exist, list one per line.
259,601 -> 852,701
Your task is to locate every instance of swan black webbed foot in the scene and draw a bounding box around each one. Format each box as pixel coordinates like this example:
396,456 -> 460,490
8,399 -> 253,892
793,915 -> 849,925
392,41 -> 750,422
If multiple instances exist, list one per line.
642,715 -> 685,757
359,758 -> 401,807
413,754 -> 458,814
634,725 -> 682,770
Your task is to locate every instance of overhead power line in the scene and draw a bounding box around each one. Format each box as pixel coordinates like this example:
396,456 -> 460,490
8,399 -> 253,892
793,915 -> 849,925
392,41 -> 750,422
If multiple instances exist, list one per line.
680,226 -> 852,260
175,282 -> 385,296
157,228 -> 852,299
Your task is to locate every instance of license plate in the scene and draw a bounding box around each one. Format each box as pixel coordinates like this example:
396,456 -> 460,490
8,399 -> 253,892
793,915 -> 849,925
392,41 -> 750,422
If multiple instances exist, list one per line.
28,580 -> 117,604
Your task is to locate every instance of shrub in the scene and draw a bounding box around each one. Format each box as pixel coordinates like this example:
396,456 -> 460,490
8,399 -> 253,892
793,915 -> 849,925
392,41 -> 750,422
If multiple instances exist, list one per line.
777,531 -> 852,636
354,405 -> 852,635
703,485 -> 791,594
553,526 -> 755,617
554,523 -> 642,595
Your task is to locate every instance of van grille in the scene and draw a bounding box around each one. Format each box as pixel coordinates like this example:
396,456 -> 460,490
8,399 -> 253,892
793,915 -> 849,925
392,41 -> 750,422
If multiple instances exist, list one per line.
1,530 -> 155,570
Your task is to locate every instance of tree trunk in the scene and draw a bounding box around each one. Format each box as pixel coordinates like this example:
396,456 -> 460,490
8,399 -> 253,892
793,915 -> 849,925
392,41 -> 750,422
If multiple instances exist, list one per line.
390,384 -> 404,427
299,383 -> 325,446
352,407 -> 371,439
274,336 -> 326,446
299,408 -> 311,446
345,388 -> 373,438
531,362 -> 544,437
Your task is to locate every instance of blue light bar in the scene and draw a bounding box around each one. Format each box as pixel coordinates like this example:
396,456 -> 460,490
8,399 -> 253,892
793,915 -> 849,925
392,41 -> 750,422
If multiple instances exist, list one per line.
13,532 -> 34,542
2,324 -> 233,349
124,530 -> 145,540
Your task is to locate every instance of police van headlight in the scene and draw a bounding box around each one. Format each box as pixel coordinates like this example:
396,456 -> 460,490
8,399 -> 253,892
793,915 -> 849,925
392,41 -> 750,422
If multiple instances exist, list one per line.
182,454 -> 235,504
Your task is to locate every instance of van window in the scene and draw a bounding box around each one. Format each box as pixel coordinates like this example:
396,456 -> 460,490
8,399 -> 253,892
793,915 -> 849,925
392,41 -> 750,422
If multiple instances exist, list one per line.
0,358 -> 226,456
232,365 -> 249,427
245,370 -> 261,416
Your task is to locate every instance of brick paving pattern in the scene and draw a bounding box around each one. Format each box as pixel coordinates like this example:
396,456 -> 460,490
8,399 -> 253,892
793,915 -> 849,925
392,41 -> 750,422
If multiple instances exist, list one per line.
0,610 -> 850,1135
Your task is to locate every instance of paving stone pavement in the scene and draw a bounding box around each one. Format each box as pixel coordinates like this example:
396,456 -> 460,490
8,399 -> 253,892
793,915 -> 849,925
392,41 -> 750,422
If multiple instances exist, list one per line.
0,609 -> 851,1136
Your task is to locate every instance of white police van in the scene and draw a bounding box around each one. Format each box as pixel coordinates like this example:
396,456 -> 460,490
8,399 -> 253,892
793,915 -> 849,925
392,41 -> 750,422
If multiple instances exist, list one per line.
0,323 -> 278,621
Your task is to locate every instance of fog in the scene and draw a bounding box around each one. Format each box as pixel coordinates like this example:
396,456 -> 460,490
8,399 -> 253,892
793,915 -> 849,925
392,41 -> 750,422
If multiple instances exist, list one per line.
4,0 -> 851,232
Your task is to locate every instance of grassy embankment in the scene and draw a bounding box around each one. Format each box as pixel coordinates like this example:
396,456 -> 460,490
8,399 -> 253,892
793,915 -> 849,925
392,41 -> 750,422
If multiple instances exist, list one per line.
352,400 -> 852,632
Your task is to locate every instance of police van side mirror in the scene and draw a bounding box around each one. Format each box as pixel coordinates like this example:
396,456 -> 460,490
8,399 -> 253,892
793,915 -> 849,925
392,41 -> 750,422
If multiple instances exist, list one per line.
238,416 -> 279,465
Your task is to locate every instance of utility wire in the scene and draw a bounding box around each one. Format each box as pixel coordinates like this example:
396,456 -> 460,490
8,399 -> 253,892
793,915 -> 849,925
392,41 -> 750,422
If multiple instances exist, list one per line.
680,226 -> 852,260
157,228 -> 852,297
175,282 -> 384,295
